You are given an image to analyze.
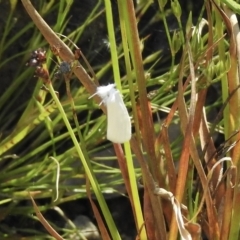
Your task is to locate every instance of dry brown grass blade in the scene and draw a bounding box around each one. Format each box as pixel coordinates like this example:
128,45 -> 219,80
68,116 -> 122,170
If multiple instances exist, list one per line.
124,0 -> 158,182
112,140 -> 145,237
159,125 -> 177,228
168,36 -> 193,240
174,35 -> 197,200
113,142 -> 145,236
187,34 -> 219,239
136,100 -> 164,185
113,144 -> 132,199
143,189 -> 156,240
155,66 -> 190,150
161,125 -> 177,193
85,179 -> 111,240
29,193 -> 64,240
195,31 -> 228,172
188,37 -> 220,237
199,111 -> 226,210
130,136 -> 167,239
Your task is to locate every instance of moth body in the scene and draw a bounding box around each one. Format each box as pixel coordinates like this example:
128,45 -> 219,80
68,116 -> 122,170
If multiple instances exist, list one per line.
90,84 -> 131,143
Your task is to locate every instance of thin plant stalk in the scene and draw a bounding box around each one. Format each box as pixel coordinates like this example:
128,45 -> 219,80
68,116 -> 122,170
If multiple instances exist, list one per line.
104,0 -> 146,238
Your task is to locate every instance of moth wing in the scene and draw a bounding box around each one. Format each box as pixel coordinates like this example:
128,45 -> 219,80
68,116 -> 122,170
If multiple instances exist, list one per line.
106,91 -> 131,143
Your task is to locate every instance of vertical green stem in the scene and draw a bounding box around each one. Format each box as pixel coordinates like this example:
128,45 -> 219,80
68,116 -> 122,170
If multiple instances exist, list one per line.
104,0 -> 121,88
104,0 -> 147,238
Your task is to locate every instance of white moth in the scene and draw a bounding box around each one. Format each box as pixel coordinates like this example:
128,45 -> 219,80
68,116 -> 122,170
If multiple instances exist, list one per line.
90,84 -> 131,143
